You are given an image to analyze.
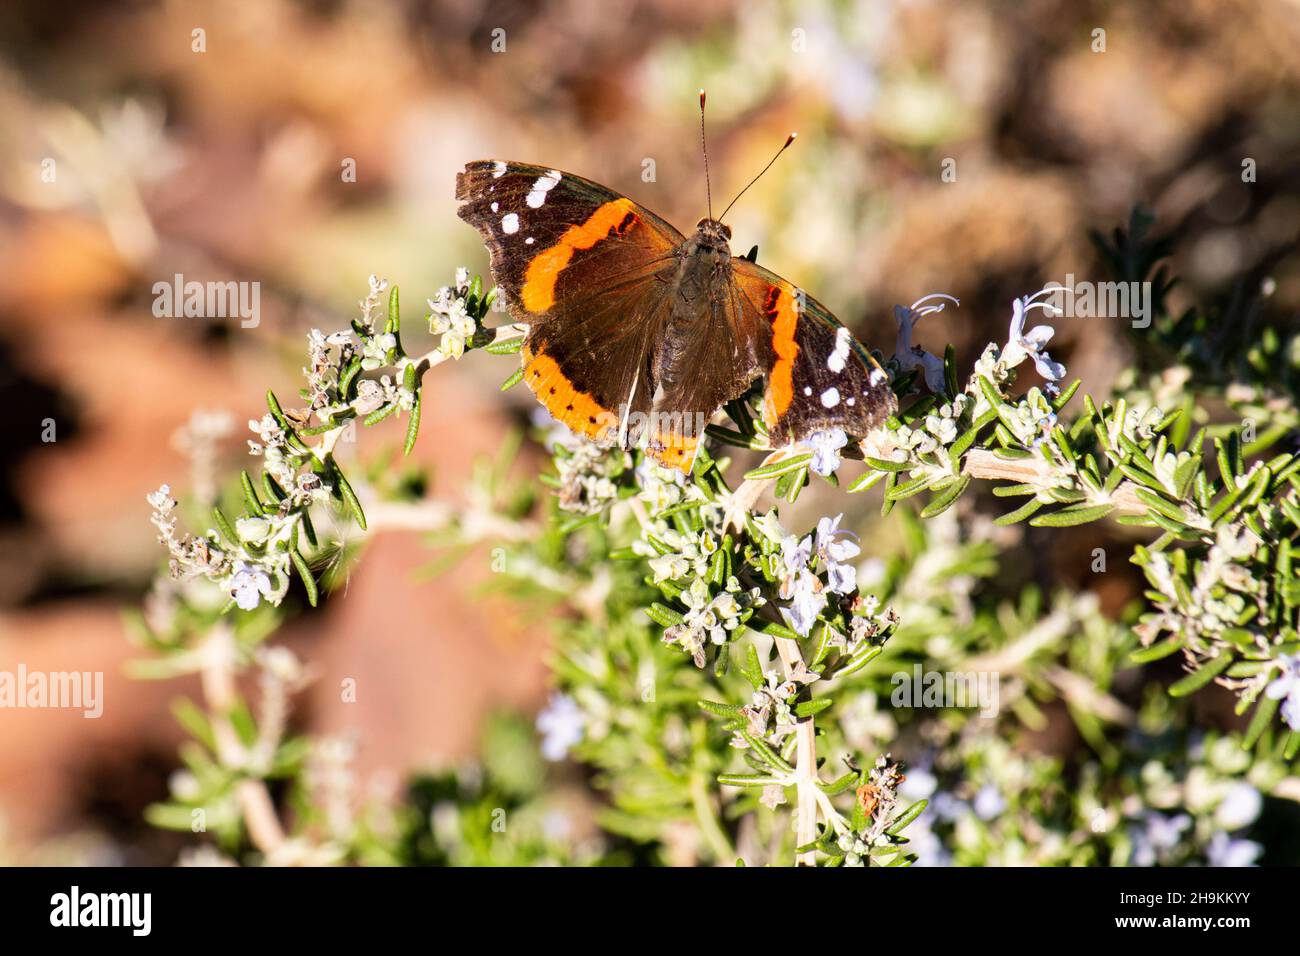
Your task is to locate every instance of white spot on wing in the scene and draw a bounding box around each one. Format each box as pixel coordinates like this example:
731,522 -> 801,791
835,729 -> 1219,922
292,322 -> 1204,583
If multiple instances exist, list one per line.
490,201 -> 498,213
501,213 -> 520,234
492,161 -> 507,178
820,387 -> 840,408
526,170 -> 562,208
869,368 -> 887,385
525,237 -> 535,244
828,326 -> 852,373
803,386 -> 812,396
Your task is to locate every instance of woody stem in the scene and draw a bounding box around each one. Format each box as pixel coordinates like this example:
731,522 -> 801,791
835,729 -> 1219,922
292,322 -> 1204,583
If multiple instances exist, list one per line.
774,635 -> 820,866
199,626 -> 287,856
962,449 -> 1160,515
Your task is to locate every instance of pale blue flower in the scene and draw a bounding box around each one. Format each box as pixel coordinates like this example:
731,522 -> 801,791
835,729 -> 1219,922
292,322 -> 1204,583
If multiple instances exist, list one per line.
1266,653 -> 1300,730
816,514 -> 860,596
1130,812 -> 1190,866
825,561 -> 857,596
899,766 -> 938,802
230,562 -> 272,611
930,791 -> 967,822
894,293 -> 958,392
908,818 -> 953,867
536,692 -> 584,761
1206,831 -> 1262,867
1003,291 -> 1067,383
815,514 -> 860,564
972,784 -> 1006,820
807,428 -> 848,476
1215,782 -> 1262,830
779,533 -> 812,582
781,569 -> 826,637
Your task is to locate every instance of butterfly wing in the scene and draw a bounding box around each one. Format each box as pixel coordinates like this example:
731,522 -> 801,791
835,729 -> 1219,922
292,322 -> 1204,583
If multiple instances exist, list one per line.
730,258 -> 897,446
644,279 -> 773,472
457,161 -> 684,444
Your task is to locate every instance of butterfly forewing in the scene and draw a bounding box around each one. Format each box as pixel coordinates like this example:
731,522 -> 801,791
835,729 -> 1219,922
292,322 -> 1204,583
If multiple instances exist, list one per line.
457,161 -> 684,445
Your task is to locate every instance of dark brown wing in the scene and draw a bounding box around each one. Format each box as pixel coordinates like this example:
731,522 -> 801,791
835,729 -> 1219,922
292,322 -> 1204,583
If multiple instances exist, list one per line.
457,161 -> 685,444
645,279 -> 773,472
730,258 -> 896,446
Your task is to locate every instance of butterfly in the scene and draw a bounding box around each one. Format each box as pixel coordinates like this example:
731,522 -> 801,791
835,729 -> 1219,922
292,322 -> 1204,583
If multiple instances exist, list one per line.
455,93 -> 896,474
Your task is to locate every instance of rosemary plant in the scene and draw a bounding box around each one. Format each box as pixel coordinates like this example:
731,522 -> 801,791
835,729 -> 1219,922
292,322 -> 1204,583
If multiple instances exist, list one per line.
137,210 -> 1299,866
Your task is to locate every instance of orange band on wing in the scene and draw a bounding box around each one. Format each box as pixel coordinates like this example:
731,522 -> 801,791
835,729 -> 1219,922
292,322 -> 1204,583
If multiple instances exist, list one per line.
523,346 -> 618,442
763,285 -> 800,423
646,431 -> 698,474
521,199 -> 638,313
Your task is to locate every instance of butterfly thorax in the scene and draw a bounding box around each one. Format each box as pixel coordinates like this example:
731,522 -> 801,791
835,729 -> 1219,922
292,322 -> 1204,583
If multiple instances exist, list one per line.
669,218 -> 733,309
657,218 -> 735,387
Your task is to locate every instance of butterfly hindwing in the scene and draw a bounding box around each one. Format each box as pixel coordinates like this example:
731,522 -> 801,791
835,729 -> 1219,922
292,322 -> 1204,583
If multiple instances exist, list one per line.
646,280 -> 773,471
457,161 -> 684,444
731,258 -> 897,446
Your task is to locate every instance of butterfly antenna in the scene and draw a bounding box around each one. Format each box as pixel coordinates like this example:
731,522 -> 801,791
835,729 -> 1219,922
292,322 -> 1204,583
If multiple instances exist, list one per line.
718,131 -> 797,223
699,89 -> 713,221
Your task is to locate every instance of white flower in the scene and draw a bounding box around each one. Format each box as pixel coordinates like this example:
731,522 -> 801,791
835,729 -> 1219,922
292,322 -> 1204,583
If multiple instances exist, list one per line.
230,562 -> 273,611
536,692 -> 585,761
806,428 -> 848,476
358,332 -> 397,371
925,413 -> 959,445
352,379 -> 386,415
663,578 -> 762,666
648,552 -> 691,584
894,293 -> 958,393
235,516 -> 272,544
146,484 -> 176,512
1002,290 -> 1066,383
752,509 -> 787,546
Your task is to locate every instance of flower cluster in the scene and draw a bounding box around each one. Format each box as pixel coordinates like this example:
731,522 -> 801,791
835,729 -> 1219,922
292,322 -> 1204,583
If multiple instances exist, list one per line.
772,513 -> 861,636
536,409 -> 630,515
663,577 -> 765,668
427,267 -> 479,359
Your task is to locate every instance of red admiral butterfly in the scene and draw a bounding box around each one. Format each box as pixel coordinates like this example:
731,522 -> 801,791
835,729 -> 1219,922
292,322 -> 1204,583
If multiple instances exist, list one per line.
456,92 -> 896,473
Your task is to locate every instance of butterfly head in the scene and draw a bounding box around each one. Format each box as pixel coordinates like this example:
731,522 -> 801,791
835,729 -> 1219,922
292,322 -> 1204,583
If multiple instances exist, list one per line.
693,217 -> 732,252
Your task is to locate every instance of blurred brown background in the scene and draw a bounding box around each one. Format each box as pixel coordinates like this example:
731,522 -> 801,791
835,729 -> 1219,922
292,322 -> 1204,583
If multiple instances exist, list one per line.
0,0 -> 1298,862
